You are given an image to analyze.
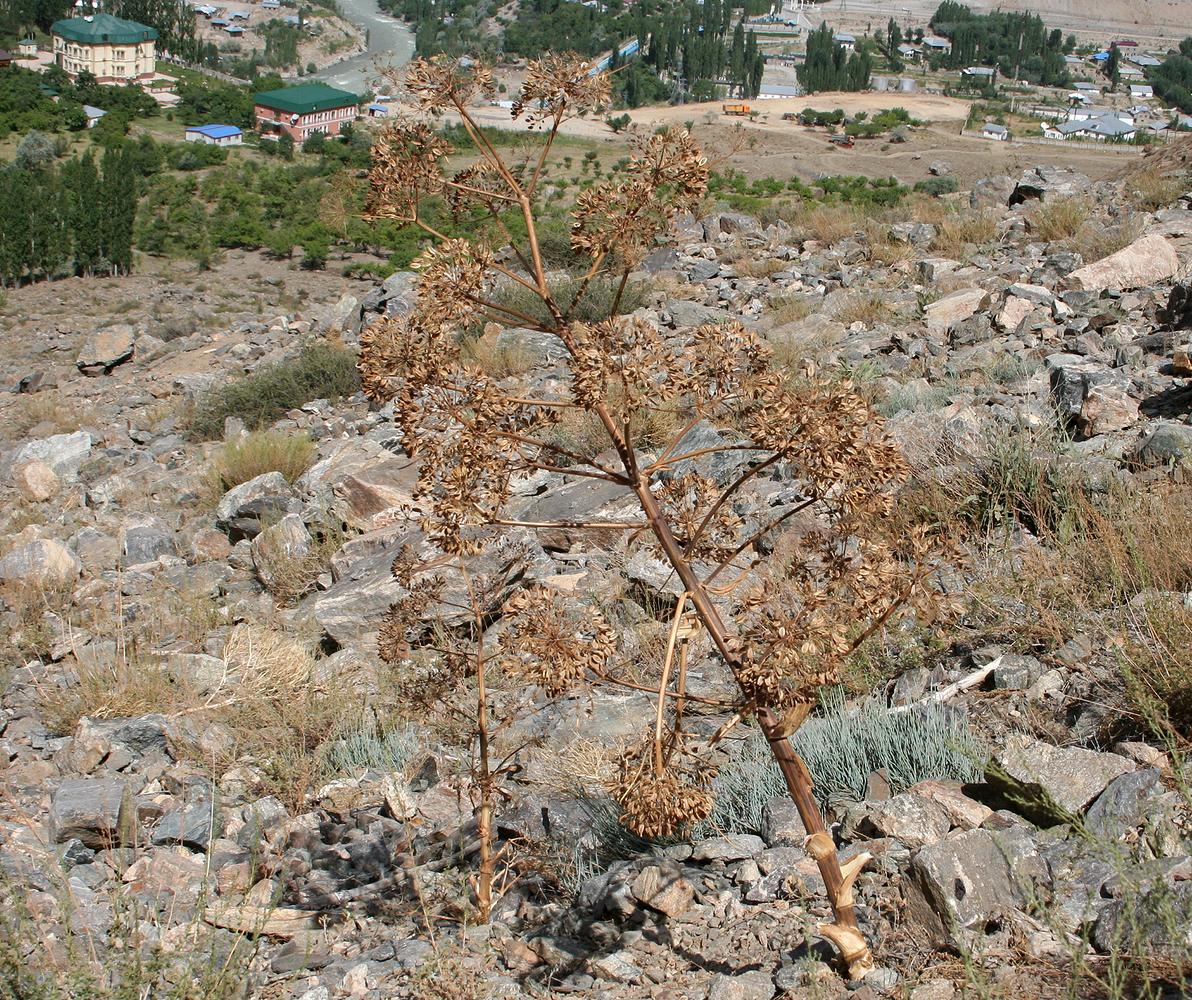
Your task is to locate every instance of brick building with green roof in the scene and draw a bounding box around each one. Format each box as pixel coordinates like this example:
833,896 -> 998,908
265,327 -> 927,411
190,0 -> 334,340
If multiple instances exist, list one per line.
51,13 -> 157,83
253,83 -> 360,142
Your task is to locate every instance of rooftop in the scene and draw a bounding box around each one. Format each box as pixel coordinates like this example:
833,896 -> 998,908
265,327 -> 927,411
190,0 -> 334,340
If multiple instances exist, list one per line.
51,13 -> 157,45
254,83 -> 359,115
186,124 -> 242,137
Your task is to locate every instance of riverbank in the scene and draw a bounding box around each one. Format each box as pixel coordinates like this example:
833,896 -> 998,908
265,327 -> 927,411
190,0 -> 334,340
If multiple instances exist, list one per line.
314,0 -> 414,95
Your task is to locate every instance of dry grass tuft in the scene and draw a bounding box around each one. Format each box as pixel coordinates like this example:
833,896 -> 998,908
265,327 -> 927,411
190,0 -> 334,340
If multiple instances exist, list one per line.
1,392 -> 98,444
768,294 -> 814,327
458,331 -> 535,378
931,209 -> 999,257
1126,166 -> 1188,212
801,203 -> 862,244
732,256 -> 789,279
1066,216 -> 1144,264
832,291 -> 894,328
210,431 -> 316,491
1029,197 -> 1093,243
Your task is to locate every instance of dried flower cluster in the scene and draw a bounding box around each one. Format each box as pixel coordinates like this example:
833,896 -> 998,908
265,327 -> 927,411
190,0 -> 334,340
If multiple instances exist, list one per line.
355,53 -> 949,978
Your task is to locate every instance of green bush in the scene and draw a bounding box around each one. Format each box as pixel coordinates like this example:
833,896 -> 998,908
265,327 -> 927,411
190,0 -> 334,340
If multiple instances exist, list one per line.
914,176 -> 960,197
188,342 -> 359,439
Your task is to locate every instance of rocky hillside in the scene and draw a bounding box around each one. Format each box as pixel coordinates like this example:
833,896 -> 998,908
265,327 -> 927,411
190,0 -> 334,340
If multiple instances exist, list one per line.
1,158 -> 1191,1000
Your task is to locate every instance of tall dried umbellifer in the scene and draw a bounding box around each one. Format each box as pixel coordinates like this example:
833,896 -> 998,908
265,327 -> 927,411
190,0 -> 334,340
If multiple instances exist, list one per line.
360,54 -> 944,978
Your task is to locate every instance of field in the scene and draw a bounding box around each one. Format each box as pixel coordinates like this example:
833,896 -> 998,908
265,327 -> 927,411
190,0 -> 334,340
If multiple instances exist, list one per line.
459,91 -> 1145,188
812,0 -> 1192,46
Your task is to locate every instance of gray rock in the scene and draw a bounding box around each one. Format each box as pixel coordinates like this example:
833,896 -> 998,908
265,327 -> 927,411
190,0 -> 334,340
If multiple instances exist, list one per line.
152,798 -> 221,850
1129,422 -> 1192,469
313,294 -> 363,339
1093,881 -> 1192,955
642,248 -> 680,274
761,796 -> 808,847
665,300 -> 737,328
49,779 -> 136,848
1084,768 -> 1164,839
120,514 -> 176,567
925,289 -> 989,334
0,538 -> 81,586
11,431 -> 92,480
76,324 -> 136,376
906,827 -> 1034,946
214,471 -> 293,529
863,793 -> 951,849
631,863 -> 694,917
995,735 -> 1134,814
690,834 -> 765,862
493,327 -> 569,365
992,654 -> 1045,690
706,970 -> 773,1000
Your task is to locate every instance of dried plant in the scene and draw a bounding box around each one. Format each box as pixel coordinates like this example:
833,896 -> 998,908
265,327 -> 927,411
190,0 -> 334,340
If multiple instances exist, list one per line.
358,53 -> 949,978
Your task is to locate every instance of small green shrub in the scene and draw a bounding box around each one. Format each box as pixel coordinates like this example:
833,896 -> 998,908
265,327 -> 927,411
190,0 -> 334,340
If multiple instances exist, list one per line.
485,275 -> 648,329
914,176 -> 959,197
321,721 -> 422,775
188,342 -> 359,440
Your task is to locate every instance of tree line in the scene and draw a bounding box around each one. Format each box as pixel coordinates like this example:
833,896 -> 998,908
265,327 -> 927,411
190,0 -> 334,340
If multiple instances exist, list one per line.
1150,38 -> 1192,114
928,1 -> 1075,87
796,23 -> 871,94
0,146 -> 137,285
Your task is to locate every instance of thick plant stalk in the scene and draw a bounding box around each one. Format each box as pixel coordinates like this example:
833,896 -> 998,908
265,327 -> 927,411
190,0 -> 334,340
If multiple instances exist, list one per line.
625,466 -> 876,979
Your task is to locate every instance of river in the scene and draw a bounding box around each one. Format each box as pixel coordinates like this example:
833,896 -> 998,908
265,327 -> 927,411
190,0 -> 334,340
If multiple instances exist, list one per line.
315,0 -> 415,96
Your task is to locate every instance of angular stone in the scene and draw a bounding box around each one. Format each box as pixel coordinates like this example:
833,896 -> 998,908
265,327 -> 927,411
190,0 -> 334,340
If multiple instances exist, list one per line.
690,834 -> 765,862
992,654 -> 1045,690
119,514 -> 176,567
251,513 -> 312,592
313,293 -> 362,339
925,289 -> 989,334
906,827 -> 1033,946
1129,422 -> 1192,469
995,735 -> 1134,813
761,795 -> 808,847
1067,234 -> 1179,292
12,459 -> 60,502
1093,881 -> 1192,955
152,798 -> 221,850
0,538 -> 81,586
864,793 -> 952,849
76,324 -> 135,376
630,864 -> 694,917
1078,384 -> 1138,437
214,471 -> 293,530
995,295 -> 1034,333
706,970 -> 774,1000
1084,768 -> 1164,839
12,431 -> 92,480
49,779 -> 136,848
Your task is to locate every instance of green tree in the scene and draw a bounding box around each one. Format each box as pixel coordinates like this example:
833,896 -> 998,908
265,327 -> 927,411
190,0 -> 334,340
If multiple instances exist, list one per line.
14,130 -> 57,170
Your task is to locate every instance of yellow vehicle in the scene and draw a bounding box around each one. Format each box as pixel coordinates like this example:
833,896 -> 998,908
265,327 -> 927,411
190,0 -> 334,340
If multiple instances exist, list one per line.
722,103 -> 751,116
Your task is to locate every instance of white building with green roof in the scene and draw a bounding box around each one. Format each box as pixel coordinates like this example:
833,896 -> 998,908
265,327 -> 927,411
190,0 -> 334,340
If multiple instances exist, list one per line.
51,13 -> 157,84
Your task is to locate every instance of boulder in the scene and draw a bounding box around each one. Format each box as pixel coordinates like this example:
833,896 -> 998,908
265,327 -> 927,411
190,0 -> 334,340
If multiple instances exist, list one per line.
1129,422 -> 1192,469
1066,235 -> 1179,293
11,431 -> 92,480
76,324 -> 135,376
12,459 -> 60,502
1084,769 -> 1164,839
995,735 -> 1134,814
630,864 -> 695,918
214,471 -> 294,533
863,793 -> 952,849
925,289 -> 989,334
995,295 -> 1034,333
119,514 -> 177,567
252,513 -> 313,593
152,797 -> 222,850
49,778 -> 136,848
1093,881 -> 1192,956
313,293 -> 363,340
0,538 -> 81,586
906,827 -> 1036,946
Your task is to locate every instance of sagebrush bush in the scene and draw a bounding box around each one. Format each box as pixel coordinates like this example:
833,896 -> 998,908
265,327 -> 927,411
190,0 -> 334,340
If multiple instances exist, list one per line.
210,430 -> 315,490
188,342 -> 359,440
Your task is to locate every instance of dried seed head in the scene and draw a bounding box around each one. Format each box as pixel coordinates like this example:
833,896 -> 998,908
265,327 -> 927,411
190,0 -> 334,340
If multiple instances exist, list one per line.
499,587 -> 616,696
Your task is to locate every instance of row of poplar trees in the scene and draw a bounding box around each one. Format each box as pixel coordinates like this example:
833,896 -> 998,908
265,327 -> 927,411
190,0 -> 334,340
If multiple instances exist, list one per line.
797,23 -> 872,93
0,148 -> 138,286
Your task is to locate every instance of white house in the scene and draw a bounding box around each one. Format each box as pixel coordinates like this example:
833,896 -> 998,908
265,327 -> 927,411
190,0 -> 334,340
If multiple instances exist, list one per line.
981,122 -> 1008,140
185,124 -> 243,145
82,104 -> 106,128
923,36 -> 952,54
1129,84 -> 1154,99
833,32 -> 855,51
